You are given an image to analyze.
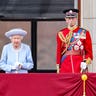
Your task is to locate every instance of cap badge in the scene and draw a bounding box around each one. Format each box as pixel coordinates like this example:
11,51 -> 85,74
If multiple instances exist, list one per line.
69,10 -> 73,13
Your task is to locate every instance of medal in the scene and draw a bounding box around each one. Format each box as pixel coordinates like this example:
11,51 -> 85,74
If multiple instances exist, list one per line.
74,45 -> 79,50
77,40 -> 82,46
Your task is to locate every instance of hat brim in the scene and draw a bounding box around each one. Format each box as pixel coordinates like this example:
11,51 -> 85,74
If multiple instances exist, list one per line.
5,28 -> 27,38
65,15 -> 77,18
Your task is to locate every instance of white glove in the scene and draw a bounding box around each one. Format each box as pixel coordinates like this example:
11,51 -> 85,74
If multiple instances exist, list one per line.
14,62 -> 20,66
11,65 -> 17,70
80,62 -> 87,70
57,64 -> 59,74
11,62 -> 20,70
15,62 -> 23,70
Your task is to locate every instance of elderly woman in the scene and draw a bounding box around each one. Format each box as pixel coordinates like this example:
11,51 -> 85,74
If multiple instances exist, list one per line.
0,28 -> 34,73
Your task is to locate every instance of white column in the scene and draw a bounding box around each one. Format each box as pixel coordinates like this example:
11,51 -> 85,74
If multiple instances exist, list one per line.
80,0 -> 96,72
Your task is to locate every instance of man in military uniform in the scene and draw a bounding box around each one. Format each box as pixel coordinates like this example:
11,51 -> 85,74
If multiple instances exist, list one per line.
56,9 -> 93,73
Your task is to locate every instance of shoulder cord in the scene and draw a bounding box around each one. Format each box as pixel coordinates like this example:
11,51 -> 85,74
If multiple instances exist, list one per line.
58,26 -> 78,55
58,30 -> 73,55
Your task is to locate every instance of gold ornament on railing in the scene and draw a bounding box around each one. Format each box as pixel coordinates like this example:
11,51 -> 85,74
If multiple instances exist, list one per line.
81,74 -> 88,96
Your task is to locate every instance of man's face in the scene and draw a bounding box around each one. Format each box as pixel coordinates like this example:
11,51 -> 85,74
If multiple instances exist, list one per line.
65,17 -> 77,27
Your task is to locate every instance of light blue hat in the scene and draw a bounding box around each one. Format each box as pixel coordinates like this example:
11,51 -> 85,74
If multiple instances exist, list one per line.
5,28 -> 27,38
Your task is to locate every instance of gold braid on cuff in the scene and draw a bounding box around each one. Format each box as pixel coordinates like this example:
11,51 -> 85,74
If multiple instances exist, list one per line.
85,57 -> 91,65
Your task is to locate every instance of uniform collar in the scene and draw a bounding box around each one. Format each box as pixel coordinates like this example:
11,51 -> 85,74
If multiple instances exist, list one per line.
68,25 -> 78,31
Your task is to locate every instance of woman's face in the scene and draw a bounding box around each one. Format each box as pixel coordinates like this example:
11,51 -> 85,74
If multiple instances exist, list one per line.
65,17 -> 77,27
10,35 -> 23,48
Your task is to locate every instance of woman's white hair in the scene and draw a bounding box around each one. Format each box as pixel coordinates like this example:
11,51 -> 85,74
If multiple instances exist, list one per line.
9,35 -> 24,40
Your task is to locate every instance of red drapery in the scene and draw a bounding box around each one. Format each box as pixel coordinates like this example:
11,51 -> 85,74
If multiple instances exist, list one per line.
0,73 -> 96,96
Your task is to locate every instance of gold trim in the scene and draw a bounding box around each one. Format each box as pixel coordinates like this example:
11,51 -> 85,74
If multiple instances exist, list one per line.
58,26 -> 77,55
58,31 -> 73,55
68,25 -> 77,31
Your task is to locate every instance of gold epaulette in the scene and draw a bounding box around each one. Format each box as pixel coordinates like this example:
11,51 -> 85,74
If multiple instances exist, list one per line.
58,31 -> 73,55
58,26 -> 77,55
58,31 -> 73,44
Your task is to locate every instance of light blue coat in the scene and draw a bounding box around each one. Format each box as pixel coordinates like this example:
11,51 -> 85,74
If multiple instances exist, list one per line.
0,43 -> 34,73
